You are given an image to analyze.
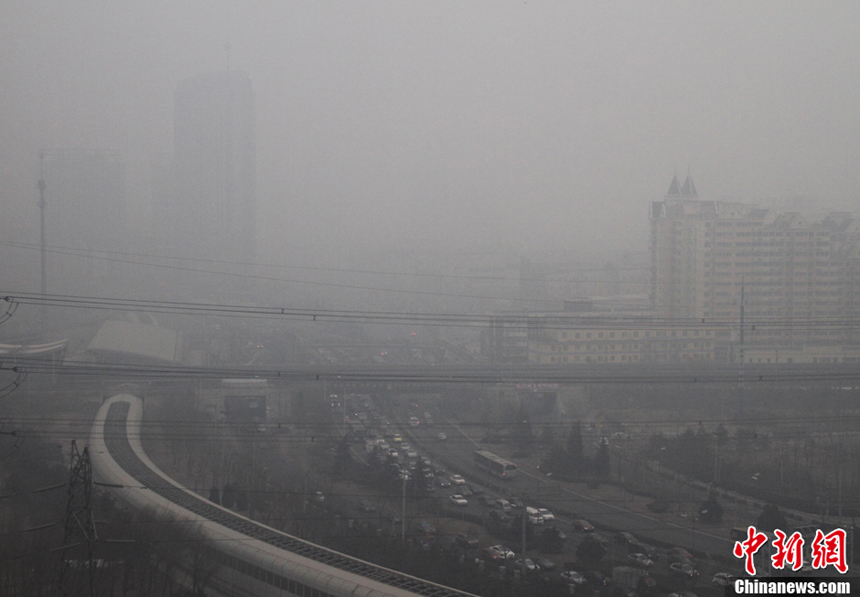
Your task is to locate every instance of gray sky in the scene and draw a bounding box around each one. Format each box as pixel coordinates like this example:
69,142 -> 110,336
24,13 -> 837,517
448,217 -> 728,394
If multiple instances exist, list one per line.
2,1 -> 858,270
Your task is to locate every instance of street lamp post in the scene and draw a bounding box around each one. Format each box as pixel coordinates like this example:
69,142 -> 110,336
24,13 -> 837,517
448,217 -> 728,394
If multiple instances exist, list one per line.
401,472 -> 407,542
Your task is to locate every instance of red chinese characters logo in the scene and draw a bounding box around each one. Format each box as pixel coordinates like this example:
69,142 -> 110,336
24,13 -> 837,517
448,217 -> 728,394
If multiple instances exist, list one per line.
811,528 -> 847,574
733,526 -> 768,575
771,530 -> 804,571
733,526 -> 849,575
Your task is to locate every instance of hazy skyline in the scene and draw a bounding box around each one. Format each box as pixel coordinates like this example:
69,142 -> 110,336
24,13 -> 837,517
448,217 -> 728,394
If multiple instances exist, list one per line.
2,2 -> 859,285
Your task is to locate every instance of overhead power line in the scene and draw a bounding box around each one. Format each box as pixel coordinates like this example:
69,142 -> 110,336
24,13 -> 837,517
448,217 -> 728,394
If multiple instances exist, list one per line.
6,291 -> 860,331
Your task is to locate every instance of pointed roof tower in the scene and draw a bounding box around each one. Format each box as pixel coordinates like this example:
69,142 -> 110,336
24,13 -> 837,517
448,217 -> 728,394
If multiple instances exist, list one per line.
680,170 -> 698,197
666,173 -> 681,197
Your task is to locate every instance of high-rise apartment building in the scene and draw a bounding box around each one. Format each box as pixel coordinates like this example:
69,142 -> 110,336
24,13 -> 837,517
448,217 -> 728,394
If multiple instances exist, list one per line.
650,175 -> 860,351
156,70 -> 256,297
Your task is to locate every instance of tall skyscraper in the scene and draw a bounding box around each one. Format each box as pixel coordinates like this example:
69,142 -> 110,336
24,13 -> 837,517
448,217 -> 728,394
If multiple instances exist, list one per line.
156,70 -> 256,298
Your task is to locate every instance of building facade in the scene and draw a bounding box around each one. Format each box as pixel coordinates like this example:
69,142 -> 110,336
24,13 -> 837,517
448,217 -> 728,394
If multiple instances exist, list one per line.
650,175 -> 860,352
155,70 -> 256,298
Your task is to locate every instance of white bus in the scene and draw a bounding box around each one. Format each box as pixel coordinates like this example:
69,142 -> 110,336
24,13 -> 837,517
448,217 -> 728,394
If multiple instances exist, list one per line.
474,450 -> 518,480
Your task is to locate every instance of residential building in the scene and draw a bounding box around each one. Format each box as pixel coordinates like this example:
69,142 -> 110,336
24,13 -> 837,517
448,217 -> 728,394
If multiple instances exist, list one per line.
650,174 -> 860,351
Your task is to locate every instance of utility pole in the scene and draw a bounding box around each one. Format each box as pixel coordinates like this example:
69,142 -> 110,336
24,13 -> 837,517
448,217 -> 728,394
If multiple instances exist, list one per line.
401,472 -> 407,542
38,152 -> 48,332
737,277 -> 745,418
520,495 -> 527,573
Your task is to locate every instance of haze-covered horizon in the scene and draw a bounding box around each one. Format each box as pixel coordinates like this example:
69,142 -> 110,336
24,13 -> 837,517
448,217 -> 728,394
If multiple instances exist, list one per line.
2,1 -> 859,295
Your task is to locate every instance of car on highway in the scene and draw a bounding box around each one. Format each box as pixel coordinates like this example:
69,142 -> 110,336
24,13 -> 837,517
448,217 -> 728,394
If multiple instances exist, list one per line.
515,558 -> 537,572
572,519 -> 595,532
418,521 -> 436,537
449,474 -> 466,485
582,571 -> 609,586
485,545 -> 515,560
614,531 -> 638,544
507,497 -> 523,509
458,486 -> 473,497
668,547 -> 694,562
629,541 -> 654,557
358,499 -> 376,512
435,476 -> 451,488
437,432 -> 447,441
537,508 -> 555,522
449,494 -> 468,507
670,562 -> 699,578
534,557 -> 555,571
392,433 -> 402,442
479,495 -> 496,508
489,510 -> 511,523
455,533 -> 479,548
712,572 -> 736,587
526,507 -> 544,525
628,553 -> 654,568
494,499 -> 512,513
561,570 -> 587,585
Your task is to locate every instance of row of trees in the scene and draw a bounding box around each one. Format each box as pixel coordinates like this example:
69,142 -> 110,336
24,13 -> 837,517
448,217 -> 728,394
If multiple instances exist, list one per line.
541,421 -> 610,480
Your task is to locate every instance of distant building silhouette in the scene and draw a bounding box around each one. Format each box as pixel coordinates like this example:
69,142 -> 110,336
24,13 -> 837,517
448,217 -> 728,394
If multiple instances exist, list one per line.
156,70 -> 256,298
